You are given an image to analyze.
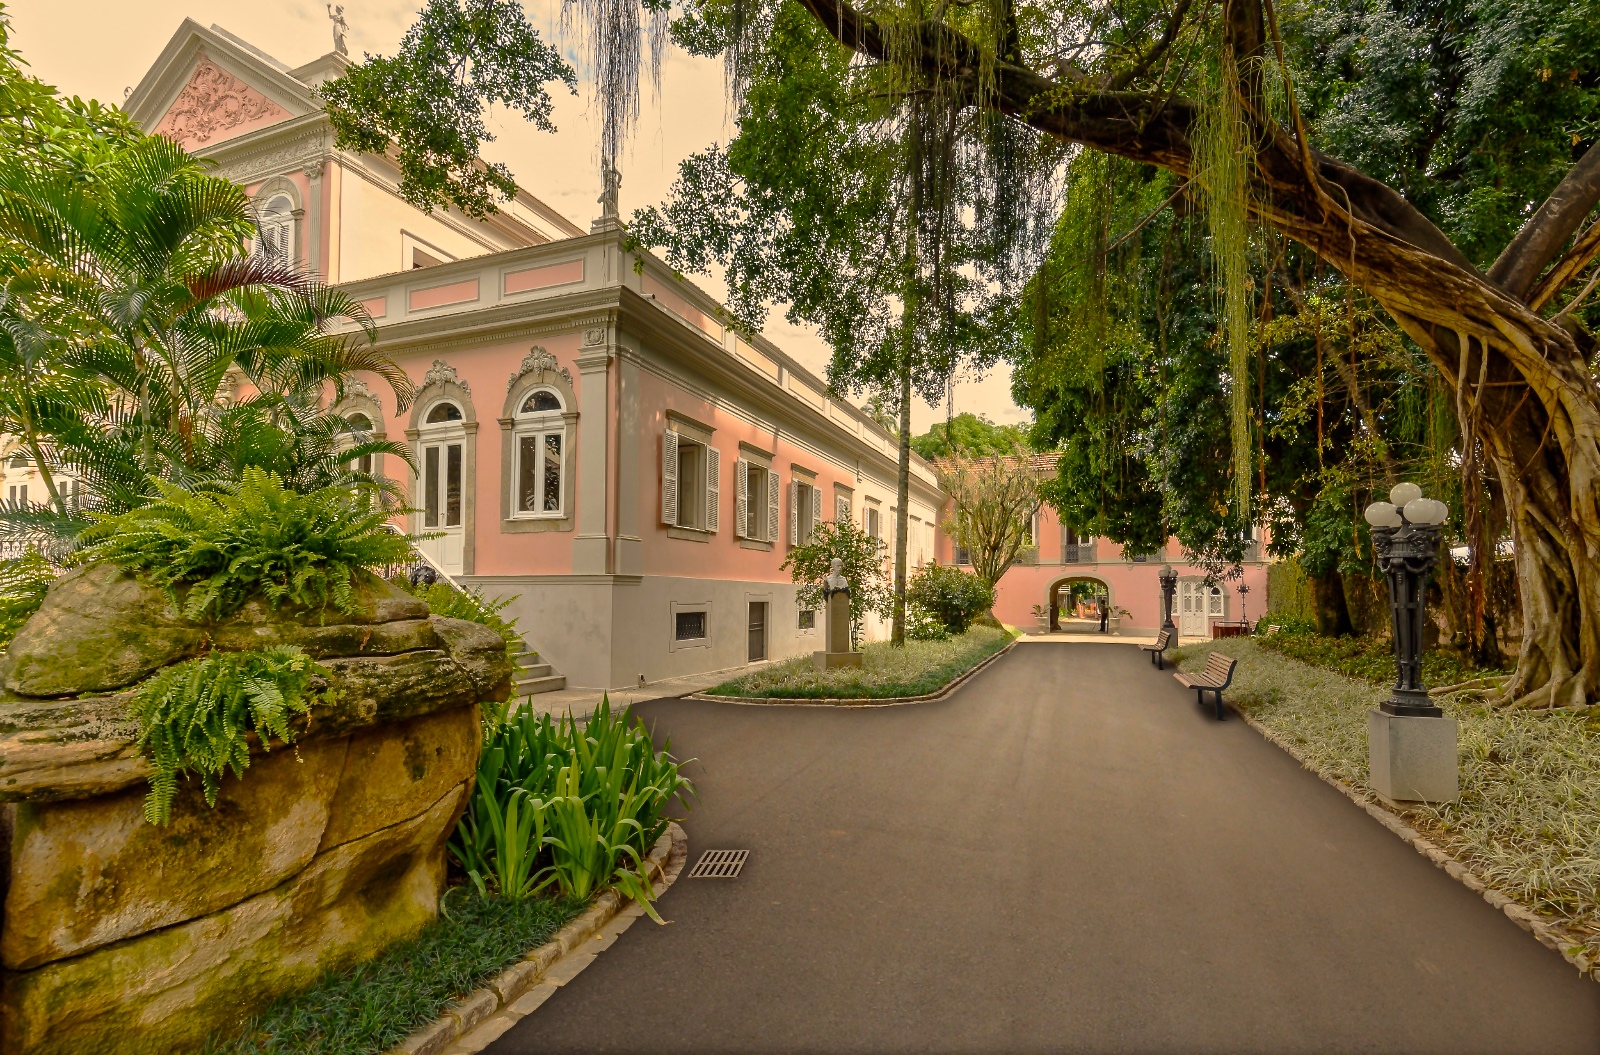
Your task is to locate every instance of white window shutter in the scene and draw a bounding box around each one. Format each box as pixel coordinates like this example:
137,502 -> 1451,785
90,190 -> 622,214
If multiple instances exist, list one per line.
767,470 -> 780,542
705,447 -> 720,533
789,480 -> 799,545
661,429 -> 678,525
812,485 -> 824,537
836,495 -> 850,522
734,458 -> 749,539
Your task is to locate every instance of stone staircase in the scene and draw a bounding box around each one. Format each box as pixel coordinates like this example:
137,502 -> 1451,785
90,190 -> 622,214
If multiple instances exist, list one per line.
512,641 -> 565,696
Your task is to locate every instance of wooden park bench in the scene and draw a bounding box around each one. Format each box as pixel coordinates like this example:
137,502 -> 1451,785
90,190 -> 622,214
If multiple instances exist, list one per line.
1175,652 -> 1237,721
1139,629 -> 1173,669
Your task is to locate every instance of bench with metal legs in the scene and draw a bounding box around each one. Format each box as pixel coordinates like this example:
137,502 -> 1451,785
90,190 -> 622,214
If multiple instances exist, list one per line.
1139,629 -> 1174,669
1174,651 -> 1237,720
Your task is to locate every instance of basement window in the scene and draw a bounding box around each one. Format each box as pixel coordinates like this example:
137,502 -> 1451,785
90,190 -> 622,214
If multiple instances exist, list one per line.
675,610 -> 708,642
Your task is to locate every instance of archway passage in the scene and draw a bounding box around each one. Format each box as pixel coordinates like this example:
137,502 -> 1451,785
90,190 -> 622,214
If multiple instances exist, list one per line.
1048,576 -> 1111,634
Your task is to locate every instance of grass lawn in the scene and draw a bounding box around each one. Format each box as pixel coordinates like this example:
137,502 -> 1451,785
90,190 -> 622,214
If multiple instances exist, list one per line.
205,888 -> 585,1055
1175,639 -> 1600,964
707,625 -> 1014,699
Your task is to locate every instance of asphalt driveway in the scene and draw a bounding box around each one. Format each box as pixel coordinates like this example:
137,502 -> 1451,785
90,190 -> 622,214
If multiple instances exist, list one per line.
487,640 -> 1600,1055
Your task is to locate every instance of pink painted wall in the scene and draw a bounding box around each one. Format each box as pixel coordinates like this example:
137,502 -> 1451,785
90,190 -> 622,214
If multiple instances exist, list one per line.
935,497 -> 1272,631
359,333 -> 586,577
633,370 -> 859,582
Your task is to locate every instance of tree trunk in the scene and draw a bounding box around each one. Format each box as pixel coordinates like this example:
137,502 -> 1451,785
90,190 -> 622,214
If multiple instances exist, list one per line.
792,0 -> 1600,705
1308,569 -> 1354,637
892,359 -> 912,646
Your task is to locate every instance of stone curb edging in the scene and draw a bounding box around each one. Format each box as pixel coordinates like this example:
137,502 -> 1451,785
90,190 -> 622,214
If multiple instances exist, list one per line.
683,636 -> 1020,709
388,821 -> 690,1055
1223,700 -> 1599,983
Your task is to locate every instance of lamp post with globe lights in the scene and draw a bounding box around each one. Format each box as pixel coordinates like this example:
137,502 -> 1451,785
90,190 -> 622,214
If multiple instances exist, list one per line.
1364,482 -> 1450,717
1362,482 -> 1458,803
1158,565 -> 1178,635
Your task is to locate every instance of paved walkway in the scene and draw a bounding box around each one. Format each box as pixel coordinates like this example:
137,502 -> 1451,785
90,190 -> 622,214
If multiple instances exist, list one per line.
487,640 -> 1600,1054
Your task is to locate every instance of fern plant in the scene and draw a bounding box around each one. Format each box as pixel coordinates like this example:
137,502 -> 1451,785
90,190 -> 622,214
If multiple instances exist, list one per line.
129,645 -> 321,825
77,468 -> 413,621
0,551 -> 57,648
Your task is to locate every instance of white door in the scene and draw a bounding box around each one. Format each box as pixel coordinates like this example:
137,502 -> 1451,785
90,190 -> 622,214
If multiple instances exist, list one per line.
418,438 -> 465,574
1178,581 -> 1207,637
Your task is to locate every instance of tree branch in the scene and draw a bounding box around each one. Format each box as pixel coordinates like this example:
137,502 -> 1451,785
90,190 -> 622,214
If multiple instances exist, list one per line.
1489,141 -> 1600,299
1527,217 -> 1600,314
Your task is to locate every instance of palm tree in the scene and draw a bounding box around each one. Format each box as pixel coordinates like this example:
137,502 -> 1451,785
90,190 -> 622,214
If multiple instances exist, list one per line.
0,134 -> 413,540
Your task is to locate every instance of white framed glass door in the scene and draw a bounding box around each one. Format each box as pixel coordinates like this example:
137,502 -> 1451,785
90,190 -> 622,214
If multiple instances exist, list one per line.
418,438 -> 464,574
1178,581 -> 1206,637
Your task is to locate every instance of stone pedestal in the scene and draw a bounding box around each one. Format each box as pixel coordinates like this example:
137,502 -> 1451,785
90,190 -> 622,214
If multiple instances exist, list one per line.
1368,709 -> 1459,804
813,649 -> 865,671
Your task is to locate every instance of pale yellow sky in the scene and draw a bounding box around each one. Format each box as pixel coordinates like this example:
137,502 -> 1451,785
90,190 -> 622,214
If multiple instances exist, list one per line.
6,0 -> 1027,432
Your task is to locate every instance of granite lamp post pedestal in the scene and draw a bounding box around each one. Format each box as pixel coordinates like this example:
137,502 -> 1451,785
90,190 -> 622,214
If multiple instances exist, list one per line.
1364,483 -> 1458,805
814,559 -> 863,671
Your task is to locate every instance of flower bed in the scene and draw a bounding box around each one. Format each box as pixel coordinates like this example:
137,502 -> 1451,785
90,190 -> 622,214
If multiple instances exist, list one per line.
706,625 -> 1014,700
1175,639 -> 1600,965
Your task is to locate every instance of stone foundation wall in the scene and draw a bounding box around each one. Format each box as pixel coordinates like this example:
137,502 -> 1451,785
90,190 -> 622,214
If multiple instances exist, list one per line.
0,566 -> 510,1054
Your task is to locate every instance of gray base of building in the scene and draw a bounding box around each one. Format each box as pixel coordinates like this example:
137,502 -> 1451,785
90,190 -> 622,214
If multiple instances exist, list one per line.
1368,709 -> 1459,804
813,650 -> 863,671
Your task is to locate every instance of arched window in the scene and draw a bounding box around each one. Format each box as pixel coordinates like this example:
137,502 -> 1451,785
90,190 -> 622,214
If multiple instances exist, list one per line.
257,195 -> 294,265
346,412 -> 375,475
511,388 -> 565,516
426,402 -> 464,423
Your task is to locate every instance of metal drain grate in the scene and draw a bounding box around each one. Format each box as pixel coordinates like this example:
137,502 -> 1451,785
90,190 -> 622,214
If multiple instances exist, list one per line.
689,849 -> 749,878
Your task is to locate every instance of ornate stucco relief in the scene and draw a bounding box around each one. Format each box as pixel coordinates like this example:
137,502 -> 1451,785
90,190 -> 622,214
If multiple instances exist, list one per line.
153,54 -> 289,148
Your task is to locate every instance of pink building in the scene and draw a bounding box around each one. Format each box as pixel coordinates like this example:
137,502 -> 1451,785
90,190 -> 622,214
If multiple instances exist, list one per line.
124,21 -> 946,692
936,457 -> 1271,638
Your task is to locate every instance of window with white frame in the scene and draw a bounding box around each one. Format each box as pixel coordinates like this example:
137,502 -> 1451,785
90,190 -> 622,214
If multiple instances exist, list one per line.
788,476 -> 822,545
511,388 -> 566,517
662,427 -> 720,532
345,412 -> 376,476
735,455 -> 779,541
256,195 -> 294,265
835,491 -> 851,523
864,503 -> 881,540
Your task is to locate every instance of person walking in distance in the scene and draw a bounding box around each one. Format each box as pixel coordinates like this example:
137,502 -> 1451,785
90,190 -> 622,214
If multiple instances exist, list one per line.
1098,596 -> 1109,633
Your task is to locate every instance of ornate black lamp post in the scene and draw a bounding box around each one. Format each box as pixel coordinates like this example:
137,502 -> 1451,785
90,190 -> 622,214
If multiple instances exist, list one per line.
1236,583 -> 1249,627
1158,565 -> 1177,634
1364,482 -> 1449,718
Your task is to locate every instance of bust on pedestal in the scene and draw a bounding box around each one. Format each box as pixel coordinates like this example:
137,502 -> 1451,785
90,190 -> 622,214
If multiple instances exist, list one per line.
814,558 -> 864,671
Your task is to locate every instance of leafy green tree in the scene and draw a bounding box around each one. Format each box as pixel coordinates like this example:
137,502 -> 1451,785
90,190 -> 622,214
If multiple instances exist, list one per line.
910,412 -> 1030,460
319,0 -> 575,217
781,518 -> 891,640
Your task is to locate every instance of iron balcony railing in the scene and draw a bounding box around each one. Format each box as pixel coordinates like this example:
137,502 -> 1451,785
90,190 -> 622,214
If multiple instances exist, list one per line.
1061,543 -> 1096,564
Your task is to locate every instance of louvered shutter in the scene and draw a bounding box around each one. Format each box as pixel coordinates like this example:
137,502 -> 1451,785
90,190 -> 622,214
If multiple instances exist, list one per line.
705,447 -> 720,533
767,470 -> 780,542
812,485 -> 824,538
734,458 -> 749,538
661,429 -> 678,525
788,480 -> 799,545
836,495 -> 850,522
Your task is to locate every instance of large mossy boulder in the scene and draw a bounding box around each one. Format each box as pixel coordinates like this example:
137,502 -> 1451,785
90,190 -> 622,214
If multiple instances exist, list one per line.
0,564 -> 513,1055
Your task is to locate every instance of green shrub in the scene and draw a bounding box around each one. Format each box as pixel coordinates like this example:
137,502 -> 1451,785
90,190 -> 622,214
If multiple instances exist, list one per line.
397,579 -> 519,661
0,552 -> 56,648
77,468 -> 413,622
905,602 -> 950,641
130,645 -> 321,825
449,696 -> 694,920
906,562 -> 995,635
1256,622 -> 1506,687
